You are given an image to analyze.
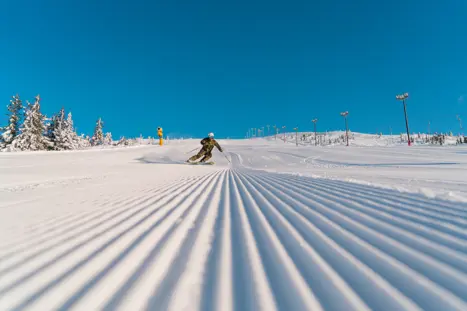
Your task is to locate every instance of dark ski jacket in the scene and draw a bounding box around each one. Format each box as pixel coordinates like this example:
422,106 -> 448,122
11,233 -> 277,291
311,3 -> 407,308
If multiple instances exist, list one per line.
200,137 -> 223,153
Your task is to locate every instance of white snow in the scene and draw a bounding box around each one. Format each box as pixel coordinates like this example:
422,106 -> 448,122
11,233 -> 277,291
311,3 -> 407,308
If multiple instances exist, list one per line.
0,136 -> 467,310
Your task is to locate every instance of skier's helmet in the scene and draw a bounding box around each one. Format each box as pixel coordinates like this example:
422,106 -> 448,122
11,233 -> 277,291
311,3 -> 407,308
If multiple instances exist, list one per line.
208,132 -> 214,138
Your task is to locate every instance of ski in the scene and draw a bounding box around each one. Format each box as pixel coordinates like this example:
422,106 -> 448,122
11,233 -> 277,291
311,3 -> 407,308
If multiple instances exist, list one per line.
187,161 -> 215,165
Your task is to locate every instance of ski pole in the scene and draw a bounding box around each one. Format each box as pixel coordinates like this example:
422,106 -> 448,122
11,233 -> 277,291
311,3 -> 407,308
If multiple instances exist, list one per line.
185,147 -> 199,154
222,151 -> 231,163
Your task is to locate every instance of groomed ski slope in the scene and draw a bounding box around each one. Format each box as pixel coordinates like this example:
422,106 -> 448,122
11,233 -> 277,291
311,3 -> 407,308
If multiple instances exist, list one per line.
1,139 -> 467,311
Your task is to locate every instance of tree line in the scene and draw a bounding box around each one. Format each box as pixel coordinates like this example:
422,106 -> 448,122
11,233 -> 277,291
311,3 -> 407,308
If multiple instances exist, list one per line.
0,94 -> 112,152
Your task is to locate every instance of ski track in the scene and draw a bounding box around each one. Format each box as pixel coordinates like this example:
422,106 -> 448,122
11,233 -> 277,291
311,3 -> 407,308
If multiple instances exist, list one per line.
0,154 -> 467,310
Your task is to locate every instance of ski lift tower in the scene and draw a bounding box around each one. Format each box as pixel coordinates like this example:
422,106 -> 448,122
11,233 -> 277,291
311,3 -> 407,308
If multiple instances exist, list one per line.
396,92 -> 411,146
293,127 -> 299,146
312,119 -> 318,146
340,111 -> 349,146
456,115 -> 463,133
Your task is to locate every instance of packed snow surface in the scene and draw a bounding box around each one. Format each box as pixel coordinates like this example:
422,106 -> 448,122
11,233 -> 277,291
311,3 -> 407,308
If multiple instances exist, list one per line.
1,138 -> 467,311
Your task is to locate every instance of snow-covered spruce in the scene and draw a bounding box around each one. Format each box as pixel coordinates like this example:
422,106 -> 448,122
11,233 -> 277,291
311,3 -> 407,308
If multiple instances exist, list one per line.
45,108 -> 81,151
77,134 -> 91,149
67,112 -> 82,148
116,136 -> 138,146
91,118 -> 104,146
116,136 -> 129,146
10,95 -> 52,151
0,94 -> 23,151
104,132 -> 113,146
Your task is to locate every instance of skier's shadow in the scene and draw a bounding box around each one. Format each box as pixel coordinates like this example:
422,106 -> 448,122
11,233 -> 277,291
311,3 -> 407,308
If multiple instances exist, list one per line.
134,156 -> 186,165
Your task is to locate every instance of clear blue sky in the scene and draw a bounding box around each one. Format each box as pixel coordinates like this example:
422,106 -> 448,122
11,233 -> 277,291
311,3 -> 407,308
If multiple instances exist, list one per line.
1,0 -> 466,139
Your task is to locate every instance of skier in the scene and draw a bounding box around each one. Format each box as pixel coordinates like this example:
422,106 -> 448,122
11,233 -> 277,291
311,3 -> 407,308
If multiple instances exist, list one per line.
187,132 -> 223,163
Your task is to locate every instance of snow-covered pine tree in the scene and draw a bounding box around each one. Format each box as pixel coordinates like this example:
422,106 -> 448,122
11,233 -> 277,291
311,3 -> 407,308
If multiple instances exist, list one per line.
104,132 -> 113,146
77,134 -> 91,148
67,112 -> 81,148
117,136 -> 129,146
54,111 -> 79,150
1,94 -> 23,150
91,118 -> 104,146
45,108 -> 65,149
11,95 -> 52,151
44,113 -> 58,147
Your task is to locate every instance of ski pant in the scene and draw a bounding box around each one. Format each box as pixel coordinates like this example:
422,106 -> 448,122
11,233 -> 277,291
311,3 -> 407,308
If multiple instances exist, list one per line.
189,148 -> 212,162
